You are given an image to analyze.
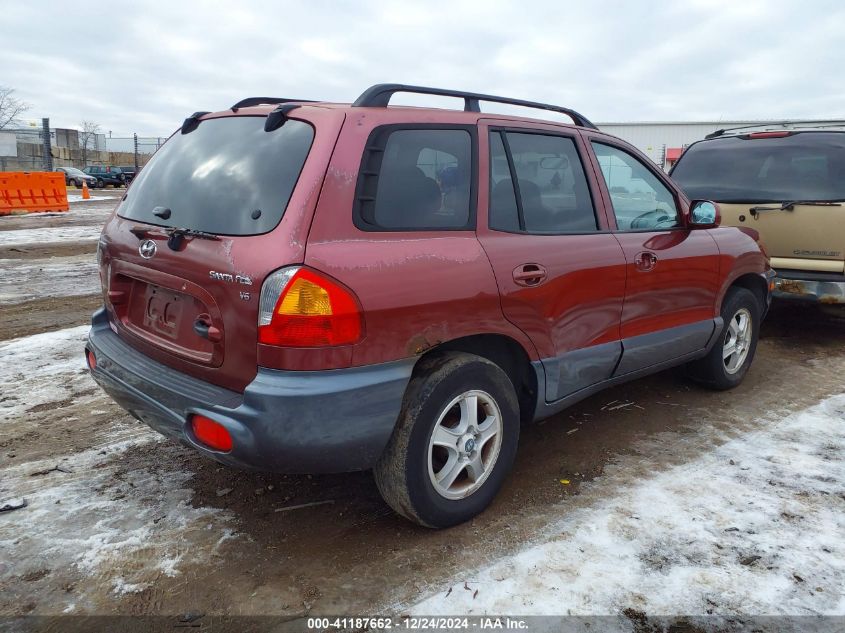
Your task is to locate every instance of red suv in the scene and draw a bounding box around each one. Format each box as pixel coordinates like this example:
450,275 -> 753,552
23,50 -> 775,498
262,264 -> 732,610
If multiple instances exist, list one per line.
87,84 -> 772,528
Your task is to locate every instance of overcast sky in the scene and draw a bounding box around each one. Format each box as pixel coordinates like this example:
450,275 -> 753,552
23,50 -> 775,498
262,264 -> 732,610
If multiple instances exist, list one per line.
2,0 -> 844,137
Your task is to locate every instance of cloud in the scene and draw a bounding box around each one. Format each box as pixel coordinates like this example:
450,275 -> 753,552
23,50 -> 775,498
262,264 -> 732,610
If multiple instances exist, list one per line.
2,0 -> 843,136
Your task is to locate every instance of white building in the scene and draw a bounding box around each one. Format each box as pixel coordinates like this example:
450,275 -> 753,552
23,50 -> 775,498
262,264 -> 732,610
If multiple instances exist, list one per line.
596,119 -> 844,170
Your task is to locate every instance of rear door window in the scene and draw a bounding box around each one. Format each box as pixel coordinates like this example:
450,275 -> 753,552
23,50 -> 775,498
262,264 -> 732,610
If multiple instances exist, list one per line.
355,128 -> 473,231
489,131 -> 598,233
117,116 -> 314,236
671,132 -> 845,202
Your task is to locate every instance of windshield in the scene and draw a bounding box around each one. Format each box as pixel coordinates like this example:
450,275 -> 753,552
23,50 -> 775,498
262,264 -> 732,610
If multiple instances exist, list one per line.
117,116 -> 314,236
671,132 -> 845,202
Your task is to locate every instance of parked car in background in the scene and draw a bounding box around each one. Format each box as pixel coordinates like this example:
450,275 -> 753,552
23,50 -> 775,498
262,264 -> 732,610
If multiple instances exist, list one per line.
57,166 -> 97,188
83,165 -> 126,188
671,123 -> 845,310
86,84 -> 772,528
118,165 -> 137,183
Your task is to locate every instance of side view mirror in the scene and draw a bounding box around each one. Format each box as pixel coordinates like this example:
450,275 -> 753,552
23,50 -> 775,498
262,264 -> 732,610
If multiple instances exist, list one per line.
689,200 -> 721,228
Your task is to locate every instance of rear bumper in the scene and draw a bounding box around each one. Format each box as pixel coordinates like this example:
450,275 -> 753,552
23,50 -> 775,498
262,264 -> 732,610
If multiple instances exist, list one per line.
772,271 -> 845,305
86,309 -> 414,473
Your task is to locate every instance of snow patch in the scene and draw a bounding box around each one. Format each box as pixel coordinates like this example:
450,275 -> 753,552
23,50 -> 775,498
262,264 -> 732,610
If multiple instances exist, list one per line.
1,431 -> 236,609
67,194 -> 110,203
0,226 -> 100,247
0,325 -> 93,423
112,578 -> 151,595
0,254 -> 99,304
0,325 -> 238,613
411,395 -> 845,617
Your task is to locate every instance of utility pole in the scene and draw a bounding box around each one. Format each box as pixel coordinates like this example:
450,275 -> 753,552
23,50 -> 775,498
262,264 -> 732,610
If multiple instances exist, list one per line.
41,117 -> 53,171
134,133 -> 139,171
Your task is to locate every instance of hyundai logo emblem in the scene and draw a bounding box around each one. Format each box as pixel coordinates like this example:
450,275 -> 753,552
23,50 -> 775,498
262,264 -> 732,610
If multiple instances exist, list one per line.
139,239 -> 157,259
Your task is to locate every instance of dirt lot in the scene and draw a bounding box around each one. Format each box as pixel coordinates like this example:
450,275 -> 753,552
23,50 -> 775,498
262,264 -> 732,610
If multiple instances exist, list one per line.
1,192 -> 843,623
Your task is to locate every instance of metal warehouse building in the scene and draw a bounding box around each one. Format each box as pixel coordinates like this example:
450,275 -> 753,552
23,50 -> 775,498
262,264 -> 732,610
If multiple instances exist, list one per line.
596,120 -> 843,171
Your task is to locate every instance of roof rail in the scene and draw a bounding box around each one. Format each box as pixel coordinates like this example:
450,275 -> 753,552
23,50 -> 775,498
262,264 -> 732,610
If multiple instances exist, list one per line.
230,97 -> 315,111
705,119 -> 845,140
352,83 -> 598,130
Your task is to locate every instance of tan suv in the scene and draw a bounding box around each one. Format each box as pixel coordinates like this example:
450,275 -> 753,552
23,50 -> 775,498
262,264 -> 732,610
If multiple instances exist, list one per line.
671,124 -> 844,310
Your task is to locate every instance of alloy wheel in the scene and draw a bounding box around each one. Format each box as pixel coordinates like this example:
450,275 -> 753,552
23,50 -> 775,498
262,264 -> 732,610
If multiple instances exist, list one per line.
427,390 -> 503,500
723,307 -> 752,374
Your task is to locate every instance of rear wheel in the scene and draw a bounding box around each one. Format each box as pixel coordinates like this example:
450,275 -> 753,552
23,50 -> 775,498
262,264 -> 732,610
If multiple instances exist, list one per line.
687,287 -> 760,390
96,178 -> 105,188
374,352 -> 519,528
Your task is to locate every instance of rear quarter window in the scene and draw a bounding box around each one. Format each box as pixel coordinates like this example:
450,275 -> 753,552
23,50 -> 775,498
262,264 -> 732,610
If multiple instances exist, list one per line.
354,127 -> 474,231
117,116 -> 314,236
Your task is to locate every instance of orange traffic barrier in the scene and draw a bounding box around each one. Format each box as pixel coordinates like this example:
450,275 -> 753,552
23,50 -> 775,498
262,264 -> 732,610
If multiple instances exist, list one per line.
82,180 -> 90,199
0,171 -> 69,216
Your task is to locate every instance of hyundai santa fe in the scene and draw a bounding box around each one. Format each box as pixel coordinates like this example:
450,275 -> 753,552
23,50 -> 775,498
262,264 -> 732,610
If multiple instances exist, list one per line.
87,84 -> 772,527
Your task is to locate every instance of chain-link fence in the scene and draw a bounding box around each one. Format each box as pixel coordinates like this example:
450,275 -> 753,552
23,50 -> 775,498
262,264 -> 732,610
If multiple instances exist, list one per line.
0,125 -> 171,172
101,135 -> 169,168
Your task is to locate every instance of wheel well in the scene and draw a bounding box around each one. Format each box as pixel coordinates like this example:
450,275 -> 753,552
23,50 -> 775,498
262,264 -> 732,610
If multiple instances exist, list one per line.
729,273 -> 768,309
420,334 -> 537,423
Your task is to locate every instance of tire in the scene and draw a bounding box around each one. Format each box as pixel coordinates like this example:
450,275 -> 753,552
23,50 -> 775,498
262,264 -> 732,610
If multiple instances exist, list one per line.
686,287 -> 761,390
374,352 -> 520,528
73,178 -> 82,188
96,178 -> 105,189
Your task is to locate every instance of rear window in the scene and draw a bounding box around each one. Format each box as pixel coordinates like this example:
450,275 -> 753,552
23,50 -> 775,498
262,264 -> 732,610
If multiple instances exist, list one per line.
118,116 -> 314,236
671,132 -> 845,202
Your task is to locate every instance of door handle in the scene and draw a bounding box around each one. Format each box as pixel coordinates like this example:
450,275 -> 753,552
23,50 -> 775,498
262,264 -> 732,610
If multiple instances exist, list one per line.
513,263 -> 547,287
634,251 -> 658,272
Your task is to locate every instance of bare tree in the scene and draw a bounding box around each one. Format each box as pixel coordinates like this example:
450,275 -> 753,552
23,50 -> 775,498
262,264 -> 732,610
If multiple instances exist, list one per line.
79,120 -> 101,166
0,85 -> 30,130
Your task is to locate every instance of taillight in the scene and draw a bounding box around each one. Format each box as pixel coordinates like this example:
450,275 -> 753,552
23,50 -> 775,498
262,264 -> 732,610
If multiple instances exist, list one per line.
86,350 -> 97,371
191,415 -> 233,452
258,267 -> 363,347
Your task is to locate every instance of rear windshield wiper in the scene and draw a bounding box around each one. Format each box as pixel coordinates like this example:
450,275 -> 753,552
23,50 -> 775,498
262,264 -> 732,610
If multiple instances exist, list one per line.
129,225 -> 220,250
749,200 -> 843,215
130,225 -> 220,240
162,226 -> 220,250
163,227 -> 220,240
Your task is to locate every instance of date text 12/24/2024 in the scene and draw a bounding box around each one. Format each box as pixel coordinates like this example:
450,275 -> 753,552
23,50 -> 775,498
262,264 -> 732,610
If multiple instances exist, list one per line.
306,616 -> 529,630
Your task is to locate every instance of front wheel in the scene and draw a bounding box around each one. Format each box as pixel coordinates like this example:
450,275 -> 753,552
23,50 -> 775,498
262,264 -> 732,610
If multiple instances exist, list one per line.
96,178 -> 105,188
374,352 -> 519,528
687,287 -> 761,390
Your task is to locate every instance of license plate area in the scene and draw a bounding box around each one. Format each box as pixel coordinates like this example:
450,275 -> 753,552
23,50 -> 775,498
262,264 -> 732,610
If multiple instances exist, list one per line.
143,284 -> 184,340
110,269 -> 224,367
